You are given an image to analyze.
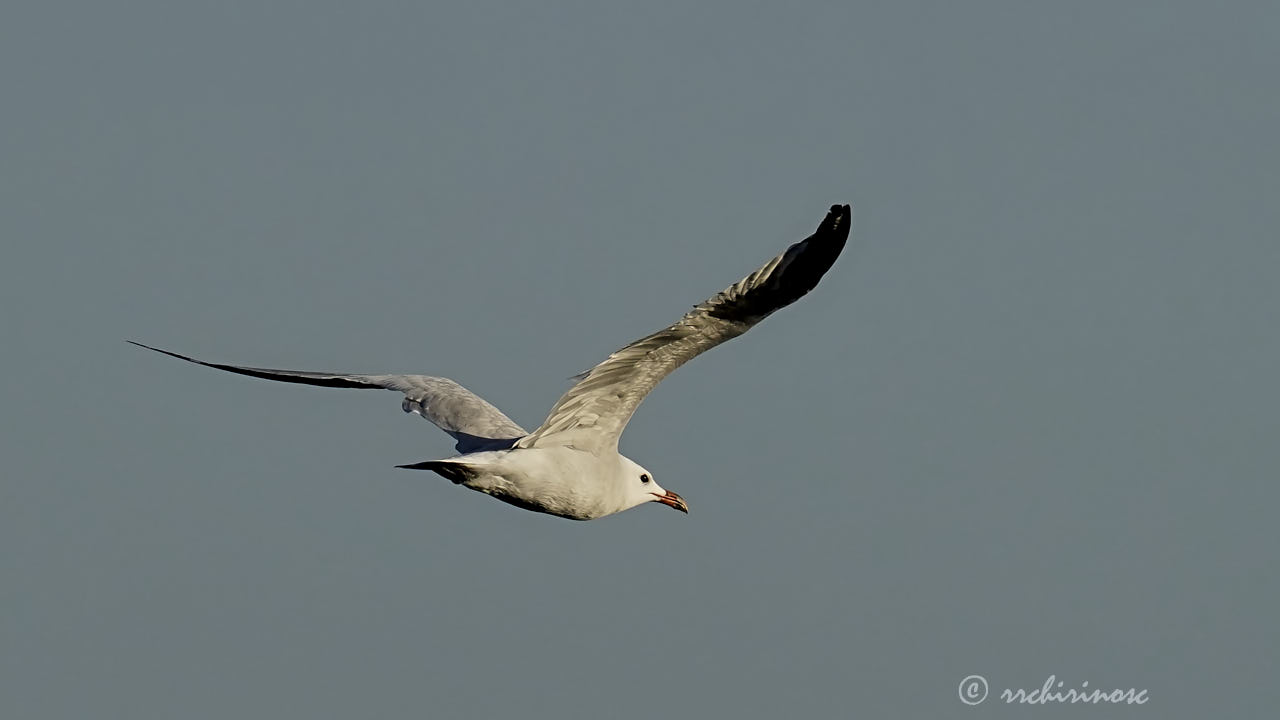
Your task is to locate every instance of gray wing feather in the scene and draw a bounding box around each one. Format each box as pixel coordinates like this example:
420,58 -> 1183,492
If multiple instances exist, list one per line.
127,342 -> 526,452
518,204 -> 851,452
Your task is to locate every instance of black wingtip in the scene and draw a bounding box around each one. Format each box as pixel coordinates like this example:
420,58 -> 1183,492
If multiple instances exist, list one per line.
805,202 -> 853,269
127,340 -> 201,364
706,203 -> 852,322
818,204 -> 852,241
127,339 -> 163,353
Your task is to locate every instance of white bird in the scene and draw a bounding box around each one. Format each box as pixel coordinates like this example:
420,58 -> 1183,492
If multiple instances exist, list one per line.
131,204 -> 851,520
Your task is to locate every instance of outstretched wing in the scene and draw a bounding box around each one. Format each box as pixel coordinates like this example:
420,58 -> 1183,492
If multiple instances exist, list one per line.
128,341 -> 527,452
518,204 -> 851,453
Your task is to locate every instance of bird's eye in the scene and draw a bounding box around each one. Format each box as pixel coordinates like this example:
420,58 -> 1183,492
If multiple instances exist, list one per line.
640,473 -> 651,484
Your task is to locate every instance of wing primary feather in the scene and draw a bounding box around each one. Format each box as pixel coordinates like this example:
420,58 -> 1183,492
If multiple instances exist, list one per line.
127,340 -> 377,389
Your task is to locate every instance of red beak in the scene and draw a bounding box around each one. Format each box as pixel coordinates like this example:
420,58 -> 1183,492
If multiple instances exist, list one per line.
652,490 -> 689,513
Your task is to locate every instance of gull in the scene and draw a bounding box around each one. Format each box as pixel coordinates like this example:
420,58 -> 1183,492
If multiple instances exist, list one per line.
131,204 -> 851,520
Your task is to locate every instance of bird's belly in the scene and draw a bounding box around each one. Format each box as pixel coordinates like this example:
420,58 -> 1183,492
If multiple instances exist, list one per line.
462,471 -> 601,521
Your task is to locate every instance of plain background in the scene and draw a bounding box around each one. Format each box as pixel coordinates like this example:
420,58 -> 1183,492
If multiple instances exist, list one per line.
3,2 -> 1277,718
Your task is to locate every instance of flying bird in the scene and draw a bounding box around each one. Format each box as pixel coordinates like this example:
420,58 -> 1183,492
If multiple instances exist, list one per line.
131,204 -> 851,520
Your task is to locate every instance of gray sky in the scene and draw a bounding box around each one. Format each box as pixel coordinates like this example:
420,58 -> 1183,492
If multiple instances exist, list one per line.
3,2 -> 1277,718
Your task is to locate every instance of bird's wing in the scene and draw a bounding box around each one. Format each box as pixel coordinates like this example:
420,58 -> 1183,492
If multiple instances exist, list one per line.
128,342 -> 527,453
518,204 -> 851,453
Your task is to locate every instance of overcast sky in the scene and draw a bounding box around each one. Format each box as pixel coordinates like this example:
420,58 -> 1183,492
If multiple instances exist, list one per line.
3,2 -> 1277,718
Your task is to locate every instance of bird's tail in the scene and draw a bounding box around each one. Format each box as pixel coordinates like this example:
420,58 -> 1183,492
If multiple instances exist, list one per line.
395,459 -> 479,484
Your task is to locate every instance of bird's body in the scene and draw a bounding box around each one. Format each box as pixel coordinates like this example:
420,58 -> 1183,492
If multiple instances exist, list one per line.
408,447 -> 655,521
132,204 -> 852,520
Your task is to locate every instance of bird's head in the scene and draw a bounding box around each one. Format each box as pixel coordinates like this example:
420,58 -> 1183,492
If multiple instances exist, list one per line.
618,456 -> 688,515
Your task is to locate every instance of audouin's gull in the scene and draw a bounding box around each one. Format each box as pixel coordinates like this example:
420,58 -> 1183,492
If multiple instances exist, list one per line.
131,205 -> 851,520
